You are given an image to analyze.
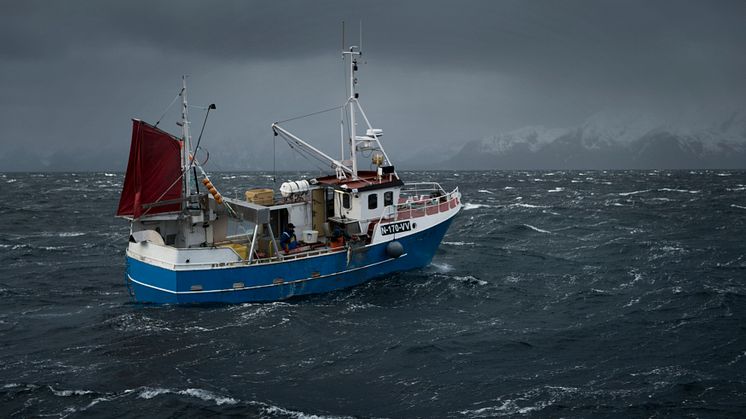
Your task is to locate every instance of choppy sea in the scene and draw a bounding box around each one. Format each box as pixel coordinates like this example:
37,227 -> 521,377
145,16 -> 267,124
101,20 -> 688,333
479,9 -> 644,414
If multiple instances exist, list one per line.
1,170 -> 745,418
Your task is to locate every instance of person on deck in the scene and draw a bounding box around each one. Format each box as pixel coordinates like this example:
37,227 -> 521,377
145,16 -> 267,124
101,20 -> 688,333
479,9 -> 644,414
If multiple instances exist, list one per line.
280,223 -> 298,252
330,225 -> 350,249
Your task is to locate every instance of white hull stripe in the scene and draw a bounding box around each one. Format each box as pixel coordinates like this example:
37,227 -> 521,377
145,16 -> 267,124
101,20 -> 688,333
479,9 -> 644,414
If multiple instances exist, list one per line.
128,253 -> 408,295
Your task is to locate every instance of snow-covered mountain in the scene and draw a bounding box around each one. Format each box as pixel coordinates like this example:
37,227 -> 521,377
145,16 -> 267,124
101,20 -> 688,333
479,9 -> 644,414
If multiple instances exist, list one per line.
445,110 -> 746,169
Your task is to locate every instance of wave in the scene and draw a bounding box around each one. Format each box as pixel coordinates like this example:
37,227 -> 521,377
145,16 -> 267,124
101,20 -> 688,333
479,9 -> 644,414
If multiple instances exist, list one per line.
477,189 -> 494,194
463,203 -> 490,210
50,386 -> 96,397
658,188 -> 701,194
457,385 -> 578,417
453,275 -> 488,286
618,189 -> 650,196
262,404 -> 353,418
523,224 -> 551,234
732,204 -> 746,210
430,262 -> 454,273
138,387 -> 238,405
443,241 -> 475,246
547,187 -> 564,193
508,203 -> 549,209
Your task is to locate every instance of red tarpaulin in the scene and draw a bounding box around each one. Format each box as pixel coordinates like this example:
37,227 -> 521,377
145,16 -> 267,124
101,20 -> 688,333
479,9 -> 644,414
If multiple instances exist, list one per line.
116,119 -> 183,218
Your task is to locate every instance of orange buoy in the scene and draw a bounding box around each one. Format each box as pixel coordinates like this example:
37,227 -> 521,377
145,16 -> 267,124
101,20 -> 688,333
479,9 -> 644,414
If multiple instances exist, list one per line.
201,177 -> 223,204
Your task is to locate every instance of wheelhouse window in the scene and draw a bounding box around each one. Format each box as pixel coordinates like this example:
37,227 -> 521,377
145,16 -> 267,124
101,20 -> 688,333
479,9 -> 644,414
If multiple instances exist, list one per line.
384,191 -> 394,206
342,193 -> 351,209
368,193 -> 378,210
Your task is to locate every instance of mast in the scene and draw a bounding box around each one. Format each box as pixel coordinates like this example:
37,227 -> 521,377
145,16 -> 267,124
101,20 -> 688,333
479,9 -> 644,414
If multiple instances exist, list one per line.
343,45 -> 362,178
180,75 -> 191,203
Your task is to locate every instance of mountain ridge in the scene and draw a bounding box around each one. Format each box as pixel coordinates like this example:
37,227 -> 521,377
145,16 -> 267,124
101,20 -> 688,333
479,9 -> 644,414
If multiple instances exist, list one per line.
441,110 -> 746,169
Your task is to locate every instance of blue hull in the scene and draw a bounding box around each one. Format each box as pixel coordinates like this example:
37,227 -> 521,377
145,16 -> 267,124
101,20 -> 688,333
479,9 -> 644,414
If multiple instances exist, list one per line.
126,217 -> 454,304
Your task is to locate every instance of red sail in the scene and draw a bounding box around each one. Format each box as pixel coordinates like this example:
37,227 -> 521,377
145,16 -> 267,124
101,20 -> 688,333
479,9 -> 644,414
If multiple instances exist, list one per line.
116,120 -> 183,218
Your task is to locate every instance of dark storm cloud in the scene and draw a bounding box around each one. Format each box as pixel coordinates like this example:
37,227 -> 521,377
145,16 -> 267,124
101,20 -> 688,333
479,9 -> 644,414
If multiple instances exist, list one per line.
1,0 -> 745,170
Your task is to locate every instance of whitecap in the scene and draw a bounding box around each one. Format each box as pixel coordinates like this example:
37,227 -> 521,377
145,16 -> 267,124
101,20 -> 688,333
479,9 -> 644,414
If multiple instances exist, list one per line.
547,187 -> 564,193
624,297 -> 640,307
442,241 -> 475,246
590,288 -> 611,294
181,388 -> 238,405
6,179 -> 17,183
50,387 -> 95,397
3,383 -> 34,389
430,262 -> 453,273
509,203 -> 549,209
103,173 -> 116,177
503,186 -> 514,190
731,204 -> 746,210
263,404 -> 350,419
138,387 -> 238,406
477,189 -> 493,194
59,232 -> 86,237
620,270 -> 643,288
463,203 -> 489,210
618,189 -> 650,196
658,188 -> 701,194
454,275 -> 488,286
523,224 -> 551,234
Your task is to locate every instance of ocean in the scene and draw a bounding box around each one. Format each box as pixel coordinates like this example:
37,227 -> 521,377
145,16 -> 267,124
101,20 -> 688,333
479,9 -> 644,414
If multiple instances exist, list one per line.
1,170 -> 745,417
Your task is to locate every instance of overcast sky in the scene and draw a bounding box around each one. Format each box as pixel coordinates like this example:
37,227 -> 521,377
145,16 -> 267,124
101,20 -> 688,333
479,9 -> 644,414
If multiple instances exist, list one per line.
1,0 -> 745,171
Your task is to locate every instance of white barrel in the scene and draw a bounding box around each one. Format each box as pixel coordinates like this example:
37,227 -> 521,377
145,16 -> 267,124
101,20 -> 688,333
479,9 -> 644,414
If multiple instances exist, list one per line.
302,230 -> 319,243
280,179 -> 310,197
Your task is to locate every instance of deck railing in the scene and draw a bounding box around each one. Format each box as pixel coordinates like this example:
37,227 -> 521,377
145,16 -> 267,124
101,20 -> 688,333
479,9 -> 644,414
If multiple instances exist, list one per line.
396,183 -> 460,219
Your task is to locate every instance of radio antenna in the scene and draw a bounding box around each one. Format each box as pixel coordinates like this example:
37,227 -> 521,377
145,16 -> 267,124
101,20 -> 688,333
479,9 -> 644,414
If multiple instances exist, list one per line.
359,20 -> 363,52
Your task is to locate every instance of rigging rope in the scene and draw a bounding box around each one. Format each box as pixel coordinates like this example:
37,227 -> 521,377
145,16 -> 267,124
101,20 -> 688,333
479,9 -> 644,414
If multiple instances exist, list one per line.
284,137 -> 334,172
137,172 -> 185,219
282,137 -> 332,173
274,105 -> 343,124
154,88 -> 184,128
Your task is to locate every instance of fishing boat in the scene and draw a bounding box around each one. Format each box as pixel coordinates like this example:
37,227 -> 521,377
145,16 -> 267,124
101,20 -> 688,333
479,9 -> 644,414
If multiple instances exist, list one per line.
117,43 -> 462,303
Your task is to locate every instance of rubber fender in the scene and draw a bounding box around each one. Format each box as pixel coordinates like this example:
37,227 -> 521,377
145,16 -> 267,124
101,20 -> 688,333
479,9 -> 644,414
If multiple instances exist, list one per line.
386,241 -> 404,258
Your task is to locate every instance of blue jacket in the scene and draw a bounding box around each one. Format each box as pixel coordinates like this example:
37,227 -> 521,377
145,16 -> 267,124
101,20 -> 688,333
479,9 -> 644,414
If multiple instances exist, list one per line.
280,229 -> 297,250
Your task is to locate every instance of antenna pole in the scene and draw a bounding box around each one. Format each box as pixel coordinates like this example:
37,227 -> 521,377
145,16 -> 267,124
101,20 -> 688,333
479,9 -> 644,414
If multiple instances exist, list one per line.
180,75 -> 191,203
343,45 -> 361,178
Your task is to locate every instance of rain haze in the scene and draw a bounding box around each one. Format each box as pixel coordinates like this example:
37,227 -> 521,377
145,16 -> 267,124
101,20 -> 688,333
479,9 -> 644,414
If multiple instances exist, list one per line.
1,0 -> 745,171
